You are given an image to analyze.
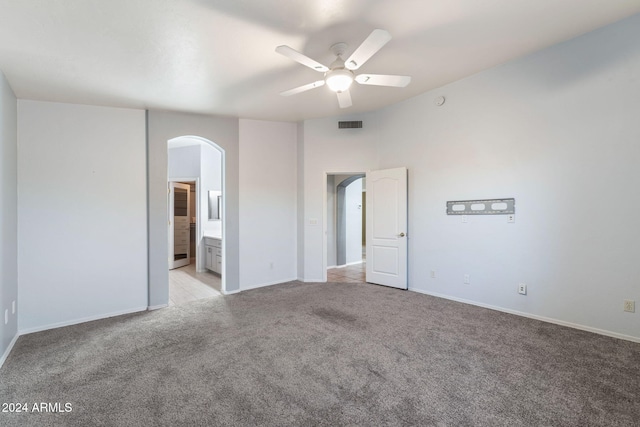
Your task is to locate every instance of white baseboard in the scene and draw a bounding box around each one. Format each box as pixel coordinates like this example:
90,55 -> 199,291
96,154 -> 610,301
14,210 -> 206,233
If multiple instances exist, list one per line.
330,260 -> 364,269
147,304 -> 168,311
241,277 -> 298,292
221,288 -> 241,295
410,288 -> 640,344
0,333 -> 20,369
18,306 -> 148,336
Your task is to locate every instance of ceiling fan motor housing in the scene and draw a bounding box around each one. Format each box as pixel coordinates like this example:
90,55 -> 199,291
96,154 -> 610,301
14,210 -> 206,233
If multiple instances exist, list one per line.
325,68 -> 354,92
325,56 -> 354,92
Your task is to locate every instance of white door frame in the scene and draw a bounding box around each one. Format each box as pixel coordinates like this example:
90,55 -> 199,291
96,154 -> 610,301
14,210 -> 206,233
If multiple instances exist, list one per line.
169,177 -> 199,270
169,182 -> 192,269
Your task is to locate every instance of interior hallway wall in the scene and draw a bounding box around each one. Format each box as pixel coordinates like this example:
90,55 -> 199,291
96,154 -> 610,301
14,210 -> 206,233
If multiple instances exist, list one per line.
239,119 -> 297,289
200,143 -> 222,240
17,100 -> 147,332
344,177 -> 363,265
168,145 -> 201,178
299,114 -> 380,282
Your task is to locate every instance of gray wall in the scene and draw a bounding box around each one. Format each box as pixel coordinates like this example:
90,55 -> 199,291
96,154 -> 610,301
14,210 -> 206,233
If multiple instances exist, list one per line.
239,119 -> 298,289
0,70 -> 17,362
17,100 -> 147,332
374,14 -> 640,339
147,110 -> 240,304
200,142 -> 223,240
168,145 -> 201,178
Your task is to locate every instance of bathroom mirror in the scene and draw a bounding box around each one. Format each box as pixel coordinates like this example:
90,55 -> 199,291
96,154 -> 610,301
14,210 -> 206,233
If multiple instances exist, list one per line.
208,191 -> 221,221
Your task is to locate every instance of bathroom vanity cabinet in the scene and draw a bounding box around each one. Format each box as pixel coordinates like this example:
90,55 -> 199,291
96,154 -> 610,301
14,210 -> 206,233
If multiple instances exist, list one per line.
204,237 -> 222,274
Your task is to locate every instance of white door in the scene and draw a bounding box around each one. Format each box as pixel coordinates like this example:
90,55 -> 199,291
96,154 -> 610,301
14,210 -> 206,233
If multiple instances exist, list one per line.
366,167 -> 408,289
169,182 -> 191,270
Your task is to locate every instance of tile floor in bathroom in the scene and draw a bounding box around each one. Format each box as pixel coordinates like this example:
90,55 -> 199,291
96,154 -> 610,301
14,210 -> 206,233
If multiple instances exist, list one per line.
169,261 -> 222,306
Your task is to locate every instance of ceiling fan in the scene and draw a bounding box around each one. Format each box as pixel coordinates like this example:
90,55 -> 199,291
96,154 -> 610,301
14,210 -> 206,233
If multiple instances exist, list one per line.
276,29 -> 411,108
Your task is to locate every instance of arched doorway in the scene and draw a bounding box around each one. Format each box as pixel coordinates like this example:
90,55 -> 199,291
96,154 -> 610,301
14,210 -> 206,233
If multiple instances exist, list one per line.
325,173 -> 366,283
167,135 -> 226,301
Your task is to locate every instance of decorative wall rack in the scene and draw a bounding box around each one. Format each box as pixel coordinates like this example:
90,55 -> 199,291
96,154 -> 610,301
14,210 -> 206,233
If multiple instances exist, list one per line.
446,198 -> 515,215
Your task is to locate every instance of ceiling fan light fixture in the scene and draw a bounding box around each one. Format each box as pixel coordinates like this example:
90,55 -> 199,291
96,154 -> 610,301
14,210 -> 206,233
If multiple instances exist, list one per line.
325,68 -> 354,92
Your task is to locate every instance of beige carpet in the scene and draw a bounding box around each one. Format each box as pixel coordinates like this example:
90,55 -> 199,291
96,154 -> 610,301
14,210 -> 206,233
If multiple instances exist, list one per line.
1,281 -> 639,426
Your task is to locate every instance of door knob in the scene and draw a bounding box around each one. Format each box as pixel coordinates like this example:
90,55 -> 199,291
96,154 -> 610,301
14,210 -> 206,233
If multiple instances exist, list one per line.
398,232 -> 405,237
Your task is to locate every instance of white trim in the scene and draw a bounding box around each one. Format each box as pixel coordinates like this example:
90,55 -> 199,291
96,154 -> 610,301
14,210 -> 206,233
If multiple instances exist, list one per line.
221,288 -> 241,295
241,277 -> 298,292
147,304 -> 168,311
330,260 -> 364,269
0,333 -> 20,368
410,288 -> 640,344
18,306 -> 148,336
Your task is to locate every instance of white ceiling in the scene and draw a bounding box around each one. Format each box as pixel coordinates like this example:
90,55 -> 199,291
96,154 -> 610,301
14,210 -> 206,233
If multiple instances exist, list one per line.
1,0 -> 639,122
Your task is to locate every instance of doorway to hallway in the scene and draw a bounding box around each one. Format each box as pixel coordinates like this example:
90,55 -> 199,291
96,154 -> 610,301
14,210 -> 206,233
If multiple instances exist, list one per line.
326,173 -> 366,283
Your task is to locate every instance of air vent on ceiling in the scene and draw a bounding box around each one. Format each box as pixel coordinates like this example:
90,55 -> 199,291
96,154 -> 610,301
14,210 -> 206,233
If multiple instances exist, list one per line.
338,120 -> 363,129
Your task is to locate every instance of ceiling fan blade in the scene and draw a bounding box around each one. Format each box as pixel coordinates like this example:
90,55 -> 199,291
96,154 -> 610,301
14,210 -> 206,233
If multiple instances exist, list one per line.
275,45 -> 329,72
344,29 -> 392,70
279,80 -> 325,96
336,90 -> 352,108
355,74 -> 411,87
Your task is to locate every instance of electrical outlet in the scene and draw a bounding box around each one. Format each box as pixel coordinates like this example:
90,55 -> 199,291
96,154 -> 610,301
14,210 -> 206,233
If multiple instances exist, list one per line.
623,300 -> 635,313
462,215 -> 468,223
464,274 -> 470,284
518,283 -> 527,295
508,214 -> 515,223
430,270 -> 436,278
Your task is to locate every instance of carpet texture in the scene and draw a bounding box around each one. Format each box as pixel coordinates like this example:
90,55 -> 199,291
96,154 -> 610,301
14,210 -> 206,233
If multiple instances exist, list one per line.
1,281 -> 639,426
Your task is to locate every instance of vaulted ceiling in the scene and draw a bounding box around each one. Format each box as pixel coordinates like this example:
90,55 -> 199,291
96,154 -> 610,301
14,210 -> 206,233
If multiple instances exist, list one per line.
1,0 -> 639,121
